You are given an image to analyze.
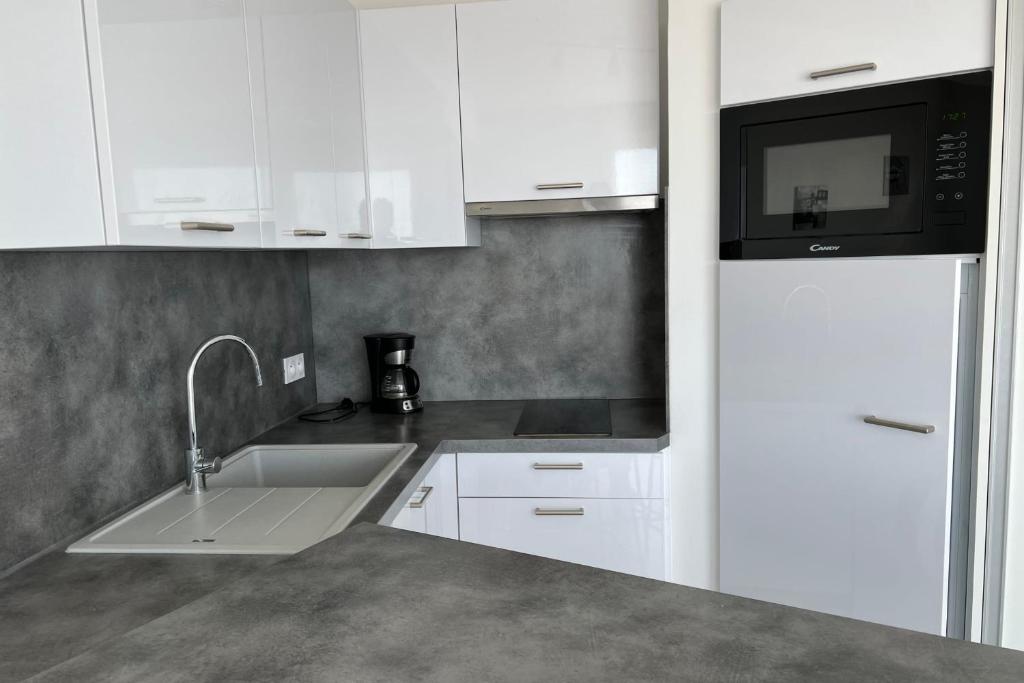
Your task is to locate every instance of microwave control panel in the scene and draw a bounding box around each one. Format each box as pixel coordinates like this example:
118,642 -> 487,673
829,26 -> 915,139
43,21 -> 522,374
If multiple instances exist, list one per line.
933,126 -> 970,209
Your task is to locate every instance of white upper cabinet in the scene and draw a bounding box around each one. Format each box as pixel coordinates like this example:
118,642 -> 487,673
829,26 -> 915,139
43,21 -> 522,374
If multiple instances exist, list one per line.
358,5 -> 479,248
1,1 -> 105,249
85,0 -> 262,247
246,0 -> 370,250
721,0 -> 996,107
456,0 -> 660,203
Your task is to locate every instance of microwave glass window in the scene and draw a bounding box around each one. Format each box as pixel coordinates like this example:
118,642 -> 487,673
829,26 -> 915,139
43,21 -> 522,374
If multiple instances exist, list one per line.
743,104 -> 927,240
763,135 -> 894,224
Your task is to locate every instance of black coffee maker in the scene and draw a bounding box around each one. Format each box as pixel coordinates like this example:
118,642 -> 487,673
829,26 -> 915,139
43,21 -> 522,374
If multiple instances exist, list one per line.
365,333 -> 423,414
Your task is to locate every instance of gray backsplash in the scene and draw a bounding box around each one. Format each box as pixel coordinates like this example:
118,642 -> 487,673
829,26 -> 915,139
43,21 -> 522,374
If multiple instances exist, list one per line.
0,251 -> 316,574
308,212 -> 666,402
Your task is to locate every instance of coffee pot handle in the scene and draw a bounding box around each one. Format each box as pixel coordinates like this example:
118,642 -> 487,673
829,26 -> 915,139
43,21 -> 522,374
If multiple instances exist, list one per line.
407,368 -> 420,396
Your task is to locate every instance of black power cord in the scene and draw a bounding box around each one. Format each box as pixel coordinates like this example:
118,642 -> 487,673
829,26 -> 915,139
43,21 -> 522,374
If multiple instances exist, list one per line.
298,398 -> 369,424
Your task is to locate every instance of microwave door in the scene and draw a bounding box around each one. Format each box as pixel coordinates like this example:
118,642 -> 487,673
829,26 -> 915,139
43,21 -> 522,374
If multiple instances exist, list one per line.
743,104 -> 927,240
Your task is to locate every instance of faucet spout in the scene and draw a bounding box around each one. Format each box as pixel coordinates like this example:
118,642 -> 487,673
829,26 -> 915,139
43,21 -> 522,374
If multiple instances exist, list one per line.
185,335 -> 263,494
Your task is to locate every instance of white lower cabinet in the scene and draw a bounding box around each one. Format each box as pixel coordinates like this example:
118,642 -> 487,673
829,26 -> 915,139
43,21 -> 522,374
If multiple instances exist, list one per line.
390,453 -> 459,539
392,450 -> 669,580
459,497 -> 666,580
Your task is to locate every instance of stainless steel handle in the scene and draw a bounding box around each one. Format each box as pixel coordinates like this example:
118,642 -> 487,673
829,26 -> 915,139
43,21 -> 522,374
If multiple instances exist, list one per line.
155,196 -> 205,204
810,62 -> 877,80
863,416 -> 935,435
532,463 -> 584,470
536,182 -> 584,190
534,507 -> 585,516
181,221 -> 235,233
408,486 -> 433,509
343,233 -> 373,240
291,229 -> 327,237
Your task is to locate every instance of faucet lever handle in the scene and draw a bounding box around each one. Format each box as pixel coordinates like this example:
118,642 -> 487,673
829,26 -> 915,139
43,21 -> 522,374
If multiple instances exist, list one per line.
195,456 -> 222,475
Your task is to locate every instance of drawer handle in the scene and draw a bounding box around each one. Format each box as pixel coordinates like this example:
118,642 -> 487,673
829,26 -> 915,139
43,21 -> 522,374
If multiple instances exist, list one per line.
181,221 -> 235,233
536,182 -> 584,191
863,416 -> 935,435
532,463 -> 584,470
408,486 -> 433,509
292,229 -> 327,237
343,233 -> 373,240
534,507 -> 585,516
155,196 -> 206,204
810,62 -> 877,80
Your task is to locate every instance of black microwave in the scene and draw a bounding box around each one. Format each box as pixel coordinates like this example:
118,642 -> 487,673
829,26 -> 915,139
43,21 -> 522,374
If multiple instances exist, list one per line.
721,71 -> 992,260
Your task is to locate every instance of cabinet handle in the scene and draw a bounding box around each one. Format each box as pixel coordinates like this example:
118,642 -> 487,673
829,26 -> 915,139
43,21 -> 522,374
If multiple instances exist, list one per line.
408,486 -> 433,509
291,229 -> 327,237
343,233 -> 373,240
863,416 -> 935,435
532,463 -> 584,470
810,62 -> 877,80
536,182 -> 585,190
155,196 -> 206,204
534,507 -> 585,516
181,221 -> 235,233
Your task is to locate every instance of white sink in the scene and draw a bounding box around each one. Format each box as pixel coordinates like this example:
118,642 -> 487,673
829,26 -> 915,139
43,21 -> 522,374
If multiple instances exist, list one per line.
67,444 -> 416,555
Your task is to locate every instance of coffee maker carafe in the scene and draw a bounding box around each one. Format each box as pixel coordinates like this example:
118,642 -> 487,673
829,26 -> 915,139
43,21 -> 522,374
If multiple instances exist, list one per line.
365,333 -> 423,414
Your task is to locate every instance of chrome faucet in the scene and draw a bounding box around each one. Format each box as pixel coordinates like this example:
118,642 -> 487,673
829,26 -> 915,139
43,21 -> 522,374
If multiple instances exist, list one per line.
185,335 -> 263,494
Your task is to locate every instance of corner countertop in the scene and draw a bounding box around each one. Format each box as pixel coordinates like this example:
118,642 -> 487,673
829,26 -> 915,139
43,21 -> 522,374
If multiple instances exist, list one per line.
28,523 -> 1024,682
0,399 -> 666,681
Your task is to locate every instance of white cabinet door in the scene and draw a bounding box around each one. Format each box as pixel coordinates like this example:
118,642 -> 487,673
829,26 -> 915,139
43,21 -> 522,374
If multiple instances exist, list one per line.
456,0 -> 659,203
721,0 -> 995,106
1,1 -> 105,249
86,0 -> 261,247
459,497 -> 666,580
358,5 -> 478,249
422,453 -> 459,540
247,0 -> 370,250
720,258 -> 964,635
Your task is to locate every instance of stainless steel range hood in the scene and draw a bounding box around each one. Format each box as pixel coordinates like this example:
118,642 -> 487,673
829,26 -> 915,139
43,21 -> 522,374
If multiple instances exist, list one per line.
465,194 -> 660,218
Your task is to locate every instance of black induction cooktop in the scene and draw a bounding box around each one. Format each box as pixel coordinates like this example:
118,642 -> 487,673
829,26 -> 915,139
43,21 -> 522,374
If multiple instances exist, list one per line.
513,399 -> 612,438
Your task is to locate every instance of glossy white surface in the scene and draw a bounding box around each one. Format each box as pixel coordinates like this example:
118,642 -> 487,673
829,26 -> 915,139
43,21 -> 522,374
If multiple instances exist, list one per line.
721,0 -> 996,106
86,0 -> 261,247
456,0 -> 660,202
247,0 -> 370,250
719,258 -> 963,635
389,452 -> 459,538
359,4 -> 478,248
457,452 -> 664,499
68,444 -> 415,554
459,497 -> 666,580
1,1 -> 105,248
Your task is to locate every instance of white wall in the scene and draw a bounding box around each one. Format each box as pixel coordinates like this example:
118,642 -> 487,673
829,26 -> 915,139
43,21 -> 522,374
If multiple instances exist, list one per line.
665,0 -> 721,590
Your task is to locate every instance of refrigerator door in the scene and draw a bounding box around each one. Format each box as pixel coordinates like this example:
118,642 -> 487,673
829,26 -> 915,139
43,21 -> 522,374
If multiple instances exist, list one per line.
720,258 -> 963,635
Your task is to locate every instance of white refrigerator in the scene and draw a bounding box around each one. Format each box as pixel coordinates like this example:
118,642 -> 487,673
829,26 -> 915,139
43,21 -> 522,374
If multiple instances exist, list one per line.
720,257 -> 977,636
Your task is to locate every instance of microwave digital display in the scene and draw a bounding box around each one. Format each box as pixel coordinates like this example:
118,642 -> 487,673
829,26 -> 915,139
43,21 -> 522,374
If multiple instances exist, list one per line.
720,71 -> 992,259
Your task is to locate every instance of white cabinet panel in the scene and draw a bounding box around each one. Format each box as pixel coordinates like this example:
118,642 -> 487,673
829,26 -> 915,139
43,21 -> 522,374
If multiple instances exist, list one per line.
456,0 -> 659,203
721,0 -> 995,106
359,5 -> 478,248
1,1 -> 105,248
720,258 -> 963,634
87,0 -> 261,247
387,454 -> 457,539
459,497 -> 666,580
457,452 -> 664,499
247,0 -> 370,250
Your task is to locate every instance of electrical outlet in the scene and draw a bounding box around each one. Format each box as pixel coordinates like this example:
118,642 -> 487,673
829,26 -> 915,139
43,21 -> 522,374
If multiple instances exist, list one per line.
283,353 -> 306,385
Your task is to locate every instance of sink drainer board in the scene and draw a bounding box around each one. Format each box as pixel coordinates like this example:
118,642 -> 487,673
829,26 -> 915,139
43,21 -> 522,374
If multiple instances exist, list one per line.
67,444 -> 416,555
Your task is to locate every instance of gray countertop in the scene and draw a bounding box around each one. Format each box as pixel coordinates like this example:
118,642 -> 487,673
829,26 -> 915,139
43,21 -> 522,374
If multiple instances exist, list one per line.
0,399 -> 666,681
27,524 -> 1024,682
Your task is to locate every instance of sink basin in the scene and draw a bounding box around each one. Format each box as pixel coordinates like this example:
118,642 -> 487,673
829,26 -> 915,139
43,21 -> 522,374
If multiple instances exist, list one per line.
67,444 -> 415,555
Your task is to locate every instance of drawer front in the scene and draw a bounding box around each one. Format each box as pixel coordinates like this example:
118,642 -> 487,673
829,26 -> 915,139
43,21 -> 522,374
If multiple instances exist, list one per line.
459,497 -> 666,580
457,452 -> 663,499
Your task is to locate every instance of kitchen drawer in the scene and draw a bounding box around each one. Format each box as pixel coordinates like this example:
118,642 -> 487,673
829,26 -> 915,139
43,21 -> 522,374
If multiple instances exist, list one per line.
456,452 -> 663,499
459,497 -> 666,580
